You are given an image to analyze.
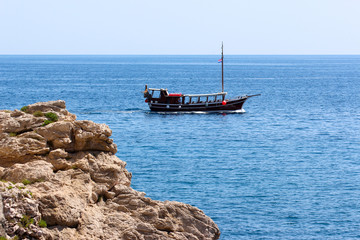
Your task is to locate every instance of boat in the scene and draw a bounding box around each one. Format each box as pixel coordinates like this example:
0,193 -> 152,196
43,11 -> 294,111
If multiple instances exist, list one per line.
143,43 -> 260,112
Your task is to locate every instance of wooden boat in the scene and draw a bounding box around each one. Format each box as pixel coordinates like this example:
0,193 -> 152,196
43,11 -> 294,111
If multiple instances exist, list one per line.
143,43 -> 260,112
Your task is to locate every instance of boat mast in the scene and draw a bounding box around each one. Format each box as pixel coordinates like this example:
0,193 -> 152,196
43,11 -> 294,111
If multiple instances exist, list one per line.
221,42 -> 224,93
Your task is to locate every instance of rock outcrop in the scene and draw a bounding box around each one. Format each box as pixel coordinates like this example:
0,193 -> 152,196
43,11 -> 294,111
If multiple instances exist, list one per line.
0,101 -> 220,240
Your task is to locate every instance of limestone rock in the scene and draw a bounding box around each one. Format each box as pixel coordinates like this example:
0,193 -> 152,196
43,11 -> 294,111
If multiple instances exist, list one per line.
0,181 -> 48,240
34,120 -> 117,153
0,101 -> 220,240
36,121 -> 74,150
2,160 -> 54,183
0,132 -> 49,166
25,100 -> 76,121
0,110 -> 45,134
74,120 -> 117,154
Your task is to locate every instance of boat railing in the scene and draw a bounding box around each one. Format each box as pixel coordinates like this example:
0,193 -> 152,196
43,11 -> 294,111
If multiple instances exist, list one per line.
182,92 -> 227,97
182,92 -> 227,103
235,94 -> 261,99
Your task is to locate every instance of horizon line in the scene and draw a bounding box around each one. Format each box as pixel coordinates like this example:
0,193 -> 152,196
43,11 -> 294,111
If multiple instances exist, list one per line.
1,53 -> 360,56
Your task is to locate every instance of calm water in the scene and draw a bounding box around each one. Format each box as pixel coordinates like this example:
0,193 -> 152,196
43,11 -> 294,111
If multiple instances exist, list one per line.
1,55 -> 360,239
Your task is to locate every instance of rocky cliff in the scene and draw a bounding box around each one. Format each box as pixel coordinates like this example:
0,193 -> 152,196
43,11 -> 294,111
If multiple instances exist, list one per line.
0,101 -> 220,240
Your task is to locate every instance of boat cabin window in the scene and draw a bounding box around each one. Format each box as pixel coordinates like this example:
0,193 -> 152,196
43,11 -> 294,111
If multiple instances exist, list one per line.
151,90 -> 160,99
208,96 -> 217,102
198,96 -> 207,103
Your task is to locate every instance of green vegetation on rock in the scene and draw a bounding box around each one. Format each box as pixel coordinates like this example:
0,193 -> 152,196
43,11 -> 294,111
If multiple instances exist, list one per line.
20,106 -> 29,112
42,120 -> 53,126
38,219 -> 47,228
20,215 -> 34,228
33,111 -> 44,117
45,112 -> 58,121
22,179 -> 31,185
42,112 -> 59,126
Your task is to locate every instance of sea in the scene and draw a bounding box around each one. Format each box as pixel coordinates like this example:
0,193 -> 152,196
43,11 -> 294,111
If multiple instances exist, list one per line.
0,55 -> 360,239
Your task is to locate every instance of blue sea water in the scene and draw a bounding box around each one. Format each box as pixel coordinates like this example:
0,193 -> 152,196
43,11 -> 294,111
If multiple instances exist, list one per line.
1,55 -> 360,239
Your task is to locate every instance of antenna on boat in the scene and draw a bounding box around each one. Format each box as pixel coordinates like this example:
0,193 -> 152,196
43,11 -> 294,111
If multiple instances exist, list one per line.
221,41 -> 224,93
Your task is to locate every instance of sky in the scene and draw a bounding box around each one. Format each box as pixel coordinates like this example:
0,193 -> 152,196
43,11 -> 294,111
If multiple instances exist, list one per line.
0,0 -> 359,55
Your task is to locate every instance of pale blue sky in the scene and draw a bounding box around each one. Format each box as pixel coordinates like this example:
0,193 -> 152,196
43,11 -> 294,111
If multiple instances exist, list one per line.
0,0 -> 359,54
